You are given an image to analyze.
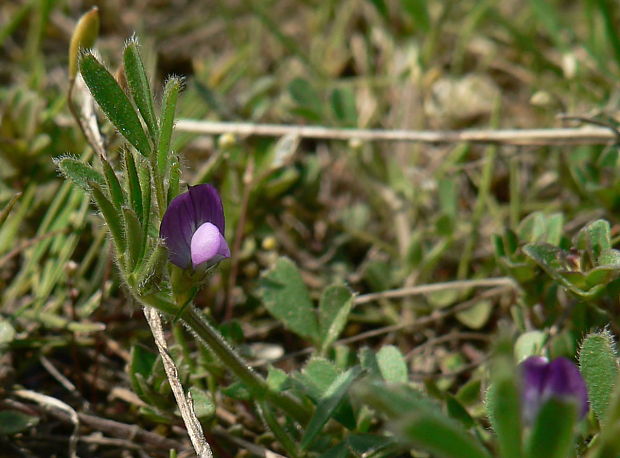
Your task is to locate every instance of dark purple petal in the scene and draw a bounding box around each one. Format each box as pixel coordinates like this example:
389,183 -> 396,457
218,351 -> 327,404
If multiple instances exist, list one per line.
544,357 -> 589,419
520,356 -> 549,424
190,222 -> 230,267
188,184 -> 225,234
519,356 -> 589,424
159,191 -> 196,268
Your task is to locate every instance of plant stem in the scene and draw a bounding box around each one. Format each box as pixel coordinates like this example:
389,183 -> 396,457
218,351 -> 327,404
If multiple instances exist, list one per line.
138,293 -> 311,425
181,305 -> 311,425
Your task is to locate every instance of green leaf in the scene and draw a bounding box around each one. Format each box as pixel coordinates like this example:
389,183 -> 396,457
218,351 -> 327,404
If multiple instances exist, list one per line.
123,207 -> 144,270
485,337 -> 523,458
346,434 -> 397,456
134,242 -> 167,289
129,344 -> 157,397
319,442 -> 349,458
398,408 -> 491,458
579,330 -> 618,421
357,381 -> 490,458
189,386 -> 215,419
514,330 -> 546,362
591,374 -> 620,456
523,243 -> 565,271
584,219 -> 611,265
524,398 -> 576,458
376,345 -> 408,383
401,0 -> 430,32
124,151 -> 143,221
296,357 -> 356,429
0,410 -> 38,435
157,77 -> 181,177
289,77 -> 323,121
359,347 -> 382,379
56,157 -> 104,192
90,181 -> 125,253
267,366 -> 289,391
318,284 -> 354,353
456,300 -> 493,329
368,0 -> 389,18
100,157 -> 125,210
300,366 -> 362,450
544,213 -> 564,245
167,155 -> 181,204
299,357 -> 339,399
446,394 -> 475,428
330,87 -> 357,126
123,39 -> 158,142
259,401 -> 300,457
79,53 -> 150,156
259,257 -> 319,343
138,164 -> 151,256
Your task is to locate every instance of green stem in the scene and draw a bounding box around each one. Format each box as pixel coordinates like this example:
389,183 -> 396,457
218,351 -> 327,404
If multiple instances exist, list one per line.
138,293 -> 311,425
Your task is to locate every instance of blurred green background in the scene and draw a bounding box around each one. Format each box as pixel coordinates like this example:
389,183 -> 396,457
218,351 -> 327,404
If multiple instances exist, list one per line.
2,0 -> 620,455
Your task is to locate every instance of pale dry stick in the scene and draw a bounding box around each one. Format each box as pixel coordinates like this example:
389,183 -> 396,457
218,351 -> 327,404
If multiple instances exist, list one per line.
212,427 -> 286,458
40,355 -> 79,393
339,285 -> 513,346
14,389 -> 80,458
354,276 -> 517,305
143,307 -> 213,458
405,331 -> 490,360
4,398 -> 182,452
0,229 -> 64,267
176,120 -> 616,146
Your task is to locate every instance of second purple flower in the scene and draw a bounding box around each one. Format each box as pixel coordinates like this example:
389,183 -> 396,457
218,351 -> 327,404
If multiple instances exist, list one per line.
520,356 -> 588,424
160,184 -> 230,270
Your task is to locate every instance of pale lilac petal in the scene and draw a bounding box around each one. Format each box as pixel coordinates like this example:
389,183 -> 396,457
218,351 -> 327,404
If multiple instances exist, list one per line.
216,231 -> 231,259
191,222 -> 222,267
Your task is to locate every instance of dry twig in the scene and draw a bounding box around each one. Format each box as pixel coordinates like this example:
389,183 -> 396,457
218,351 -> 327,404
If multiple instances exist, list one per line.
354,277 -> 517,304
144,307 -> 213,458
14,389 -> 80,458
177,119 -> 616,146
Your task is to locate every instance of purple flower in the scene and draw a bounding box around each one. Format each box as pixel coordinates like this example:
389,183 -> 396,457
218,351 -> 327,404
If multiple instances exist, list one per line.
160,184 -> 230,269
520,356 -> 588,424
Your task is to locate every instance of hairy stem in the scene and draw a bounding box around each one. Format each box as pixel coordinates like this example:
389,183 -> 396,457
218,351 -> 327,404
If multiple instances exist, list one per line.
138,293 -> 311,425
